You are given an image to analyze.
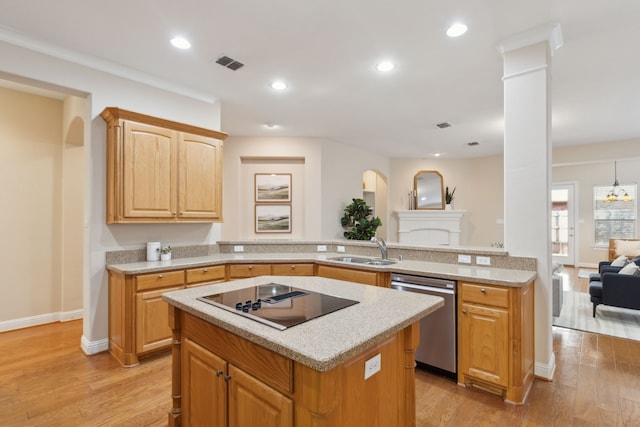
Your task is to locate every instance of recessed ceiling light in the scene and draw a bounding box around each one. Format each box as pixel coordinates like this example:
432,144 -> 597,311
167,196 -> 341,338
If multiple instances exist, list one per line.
264,123 -> 278,129
170,36 -> 191,49
271,81 -> 287,90
376,61 -> 395,72
446,23 -> 468,38
434,153 -> 441,157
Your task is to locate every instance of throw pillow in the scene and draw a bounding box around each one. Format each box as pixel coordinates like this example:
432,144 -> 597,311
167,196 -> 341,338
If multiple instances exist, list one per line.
618,262 -> 639,275
610,255 -> 629,267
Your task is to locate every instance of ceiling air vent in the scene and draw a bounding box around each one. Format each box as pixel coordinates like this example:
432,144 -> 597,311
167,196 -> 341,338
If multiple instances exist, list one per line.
215,55 -> 244,71
467,141 -> 480,146
436,122 -> 452,129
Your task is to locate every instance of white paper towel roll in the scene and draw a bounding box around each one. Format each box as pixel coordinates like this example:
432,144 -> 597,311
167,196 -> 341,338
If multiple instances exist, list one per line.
147,242 -> 161,261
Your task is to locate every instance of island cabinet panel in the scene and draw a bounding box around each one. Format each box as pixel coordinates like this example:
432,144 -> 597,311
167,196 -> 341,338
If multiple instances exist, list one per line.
170,307 -> 419,427
101,107 -> 227,224
457,280 -> 535,403
315,264 -> 388,287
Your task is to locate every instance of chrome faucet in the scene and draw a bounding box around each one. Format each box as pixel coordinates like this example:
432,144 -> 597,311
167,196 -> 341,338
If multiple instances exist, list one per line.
371,237 -> 388,260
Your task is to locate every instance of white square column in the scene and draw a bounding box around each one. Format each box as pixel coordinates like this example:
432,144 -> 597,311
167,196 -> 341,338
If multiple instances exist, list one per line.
500,24 -> 562,381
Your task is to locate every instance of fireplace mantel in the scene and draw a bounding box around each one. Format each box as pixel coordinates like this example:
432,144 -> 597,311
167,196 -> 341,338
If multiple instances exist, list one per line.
396,210 -> 467,246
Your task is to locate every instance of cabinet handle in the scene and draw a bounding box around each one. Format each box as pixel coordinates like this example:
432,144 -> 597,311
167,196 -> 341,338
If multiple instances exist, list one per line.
480,288 -> 486,293
172,212 -> 176,216
248,266 -> 253,270
215,370 -> 223,377
204,268 -> 209,273
462,309 -> 467,314
224,375 -> 231,382
158,274 -> 163,279
290,265 -> 296,270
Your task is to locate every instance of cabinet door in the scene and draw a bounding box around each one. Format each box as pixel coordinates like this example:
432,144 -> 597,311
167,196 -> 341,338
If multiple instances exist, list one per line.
228,364 -> 293,427
135,286 -> 183,354
178,133 -> 223,220
123,121 -> 176,218
459,302 -> 509,387
182,338 -> 227,427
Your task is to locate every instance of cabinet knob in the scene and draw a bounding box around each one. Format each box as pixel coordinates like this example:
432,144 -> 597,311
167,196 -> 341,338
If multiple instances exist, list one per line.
290,265 -> 296,270
248,266 -> 253,270
462,309 -> 467,314
224,375 -> 232,382
480,288 -> 486,293
158,274 -> 163,279
204,268 -> 209,273
172,212 -> 176,216
215,370 -> 223,377
179,212 -> 184,215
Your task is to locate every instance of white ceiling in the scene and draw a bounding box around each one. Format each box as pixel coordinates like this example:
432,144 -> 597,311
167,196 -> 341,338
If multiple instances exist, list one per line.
1,0 -> 639,159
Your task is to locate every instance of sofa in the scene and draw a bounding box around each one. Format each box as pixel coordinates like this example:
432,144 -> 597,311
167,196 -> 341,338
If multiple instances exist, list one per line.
589,270 -> 640,317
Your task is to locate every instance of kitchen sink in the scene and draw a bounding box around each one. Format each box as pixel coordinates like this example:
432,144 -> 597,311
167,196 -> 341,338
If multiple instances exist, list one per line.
366,260 -> 397,266
329,256 -> 397,266
329,256 -> 372,263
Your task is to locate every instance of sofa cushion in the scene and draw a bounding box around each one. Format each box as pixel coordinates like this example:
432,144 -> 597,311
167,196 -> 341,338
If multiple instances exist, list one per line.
611,255 -> 629,267
589,281 -> 603,299
619,262 -> 640,275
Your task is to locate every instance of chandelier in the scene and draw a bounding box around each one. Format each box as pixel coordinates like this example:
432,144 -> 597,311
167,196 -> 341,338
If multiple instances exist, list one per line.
604,161 -> 632,202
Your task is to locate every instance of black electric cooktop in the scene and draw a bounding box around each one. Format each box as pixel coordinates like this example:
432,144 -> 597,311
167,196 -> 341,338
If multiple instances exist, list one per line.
197,283 -> 359,330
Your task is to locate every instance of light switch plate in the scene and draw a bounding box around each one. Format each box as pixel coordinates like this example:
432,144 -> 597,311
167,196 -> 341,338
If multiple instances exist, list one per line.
458,254 -> 472,264
337,245 -> 346,253
317,245 -> 327,252
476,256 -> 491,266
234,245 -> 244,252
364,353 -> 381,380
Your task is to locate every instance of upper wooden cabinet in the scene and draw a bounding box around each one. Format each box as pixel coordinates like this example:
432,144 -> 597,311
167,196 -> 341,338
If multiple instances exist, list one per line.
101,107 -> 227,224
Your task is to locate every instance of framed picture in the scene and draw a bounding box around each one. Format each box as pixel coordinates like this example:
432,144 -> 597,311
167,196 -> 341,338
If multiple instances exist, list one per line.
255,173 -> 291,202
255,204 -> 291,233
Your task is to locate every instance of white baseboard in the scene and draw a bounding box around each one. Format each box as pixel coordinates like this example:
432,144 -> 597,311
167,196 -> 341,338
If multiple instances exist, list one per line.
81,335 -> 109,355
535,352 -> 556,380
0,309 -> 83,333
577,262 -> 599,269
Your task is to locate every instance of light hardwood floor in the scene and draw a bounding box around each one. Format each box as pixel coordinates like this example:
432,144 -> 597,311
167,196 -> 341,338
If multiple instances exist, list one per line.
2,284 -> 640,426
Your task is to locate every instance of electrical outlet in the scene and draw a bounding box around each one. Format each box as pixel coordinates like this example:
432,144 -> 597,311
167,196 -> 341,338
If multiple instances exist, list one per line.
476,256 -> 491,266
317,245 -> 327,252
364,353 -> 381,380
337,245 -> 346,253
234,245 -> 244,252
458,254 -> 472,264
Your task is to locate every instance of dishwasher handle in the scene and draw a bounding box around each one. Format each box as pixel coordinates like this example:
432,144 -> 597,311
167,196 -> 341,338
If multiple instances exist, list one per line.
391,282 -> 455,295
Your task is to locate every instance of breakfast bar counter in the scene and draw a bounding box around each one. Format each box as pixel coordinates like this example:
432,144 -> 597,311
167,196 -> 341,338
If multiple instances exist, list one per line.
163,275 -> 444,427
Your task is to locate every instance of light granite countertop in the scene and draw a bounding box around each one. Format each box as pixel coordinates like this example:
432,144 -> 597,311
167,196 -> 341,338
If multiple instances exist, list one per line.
107,252 -> 536,287
162,275 -> 444,371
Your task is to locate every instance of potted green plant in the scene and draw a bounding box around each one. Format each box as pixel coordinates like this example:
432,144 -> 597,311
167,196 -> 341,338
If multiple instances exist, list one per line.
340,198 -> 382,240
445,186 -> 456,210
159,245 -> 172,261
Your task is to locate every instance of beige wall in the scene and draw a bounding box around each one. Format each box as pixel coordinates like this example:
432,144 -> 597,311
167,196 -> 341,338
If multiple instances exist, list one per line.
388,155 -> 504,247
0,86 -> 78,325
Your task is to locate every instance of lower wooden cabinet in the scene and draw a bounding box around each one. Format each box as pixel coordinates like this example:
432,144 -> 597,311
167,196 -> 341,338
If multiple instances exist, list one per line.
457,281 -> 535,403
136,285 -> 183,354
315,264 -> 389,287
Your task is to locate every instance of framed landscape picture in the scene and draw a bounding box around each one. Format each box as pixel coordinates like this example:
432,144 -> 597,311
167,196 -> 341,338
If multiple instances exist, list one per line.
255,204 -> 291,233
255,173 -> 291,202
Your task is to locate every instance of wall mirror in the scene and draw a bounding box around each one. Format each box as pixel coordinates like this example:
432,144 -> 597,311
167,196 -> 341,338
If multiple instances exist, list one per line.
414,170 -> 444,209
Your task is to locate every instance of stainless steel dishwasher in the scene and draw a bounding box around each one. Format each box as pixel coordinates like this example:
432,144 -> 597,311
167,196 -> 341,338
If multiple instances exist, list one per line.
390,273 -> 457,378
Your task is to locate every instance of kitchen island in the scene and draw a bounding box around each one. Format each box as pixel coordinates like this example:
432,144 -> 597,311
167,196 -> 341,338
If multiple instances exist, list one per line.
162,275 -> 444,427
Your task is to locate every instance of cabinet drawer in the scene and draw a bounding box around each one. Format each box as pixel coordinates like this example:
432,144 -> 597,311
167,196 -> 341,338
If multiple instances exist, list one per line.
271,263 -> 314,276
186,265 -> 226,284
228,263 -> 271,278
461,283 -> 509,308
316,265 -> 379,286
136,270 -> 184,291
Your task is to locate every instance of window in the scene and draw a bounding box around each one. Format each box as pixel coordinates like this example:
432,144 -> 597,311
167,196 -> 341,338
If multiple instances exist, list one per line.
593,184 -> 637,247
